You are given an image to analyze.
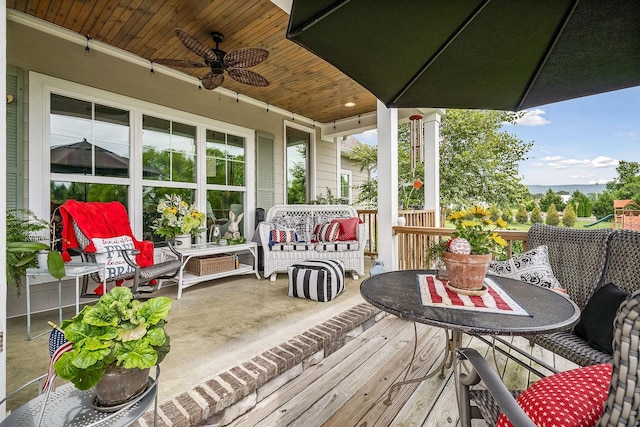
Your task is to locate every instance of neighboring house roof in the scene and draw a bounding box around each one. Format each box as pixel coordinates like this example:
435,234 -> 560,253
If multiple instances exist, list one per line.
340,136 -> 364,154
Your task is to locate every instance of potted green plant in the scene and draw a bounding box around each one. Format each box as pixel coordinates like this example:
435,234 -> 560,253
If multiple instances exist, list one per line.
54,286 -> 171,407
6,209 -> 65,292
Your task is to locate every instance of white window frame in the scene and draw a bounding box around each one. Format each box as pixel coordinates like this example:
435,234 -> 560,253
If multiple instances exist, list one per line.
28,72 -> 255,238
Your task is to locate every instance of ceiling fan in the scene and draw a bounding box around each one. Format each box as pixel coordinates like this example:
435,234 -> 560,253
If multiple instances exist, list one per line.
154,29 -> 269,90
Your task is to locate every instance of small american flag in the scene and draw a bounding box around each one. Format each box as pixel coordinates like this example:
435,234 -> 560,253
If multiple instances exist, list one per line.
43,328 -> 73,392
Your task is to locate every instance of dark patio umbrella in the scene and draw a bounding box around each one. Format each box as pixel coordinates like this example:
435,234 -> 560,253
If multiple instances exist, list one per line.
287,0 -> 640,111
51,139 -> 160,177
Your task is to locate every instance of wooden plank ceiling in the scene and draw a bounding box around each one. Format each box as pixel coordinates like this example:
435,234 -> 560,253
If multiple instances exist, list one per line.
7,0 -> 377,124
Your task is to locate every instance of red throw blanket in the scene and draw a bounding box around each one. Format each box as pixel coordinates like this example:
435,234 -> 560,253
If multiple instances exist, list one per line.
59,200 -> 154,268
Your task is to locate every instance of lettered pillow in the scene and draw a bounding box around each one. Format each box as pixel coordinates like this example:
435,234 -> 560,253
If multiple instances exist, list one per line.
315,221 -> 340,242
487,245 -> 562,289
496,363 -> 612,427
91,235 -> 136,281
332,217 -> 360,241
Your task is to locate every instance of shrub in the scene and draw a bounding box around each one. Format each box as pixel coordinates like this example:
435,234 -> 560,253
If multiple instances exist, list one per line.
546,203 -> 560,226
530,205 -> 543,224
515,205 -> 528,224
562,204 -> 577,227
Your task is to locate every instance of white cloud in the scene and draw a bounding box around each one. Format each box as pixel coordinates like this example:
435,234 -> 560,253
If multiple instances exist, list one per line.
589,178 -> 613,185
536,155 -> 619,170
615,131 -> 637,140
515,109 -> 551,127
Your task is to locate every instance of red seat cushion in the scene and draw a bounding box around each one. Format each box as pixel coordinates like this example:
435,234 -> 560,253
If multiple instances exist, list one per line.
496,363 -> 611,427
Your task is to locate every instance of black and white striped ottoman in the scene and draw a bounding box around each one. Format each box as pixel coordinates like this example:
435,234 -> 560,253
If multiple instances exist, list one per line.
287,260 -> 345,302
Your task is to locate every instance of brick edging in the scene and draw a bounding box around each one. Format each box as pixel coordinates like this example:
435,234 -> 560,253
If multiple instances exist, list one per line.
134,302 -> 383,427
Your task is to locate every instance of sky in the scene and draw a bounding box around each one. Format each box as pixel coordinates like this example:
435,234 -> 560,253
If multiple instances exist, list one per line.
353,86 -> 640,186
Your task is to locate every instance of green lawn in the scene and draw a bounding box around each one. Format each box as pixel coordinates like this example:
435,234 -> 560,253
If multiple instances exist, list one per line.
444,218 -> 614,231
504,218 -> 614,231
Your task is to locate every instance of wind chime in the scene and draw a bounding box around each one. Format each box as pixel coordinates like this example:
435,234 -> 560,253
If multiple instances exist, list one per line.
409,114 -> 424,174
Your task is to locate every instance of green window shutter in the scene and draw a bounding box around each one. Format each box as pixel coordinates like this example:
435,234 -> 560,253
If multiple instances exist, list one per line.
6,66 -> 24,211
256,131 -> 274,210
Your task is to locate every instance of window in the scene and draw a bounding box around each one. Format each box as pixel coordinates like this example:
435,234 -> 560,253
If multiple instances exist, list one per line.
286,126 -> 311,204
340,170 -> 352,203
32,75 -> 255,242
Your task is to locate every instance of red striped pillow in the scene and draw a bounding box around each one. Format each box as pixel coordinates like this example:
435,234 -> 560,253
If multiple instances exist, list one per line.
315,222 -> 340,242
270,229 -> 297,243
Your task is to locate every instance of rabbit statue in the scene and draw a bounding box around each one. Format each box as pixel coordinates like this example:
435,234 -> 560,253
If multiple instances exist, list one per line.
223,211 -> 244,239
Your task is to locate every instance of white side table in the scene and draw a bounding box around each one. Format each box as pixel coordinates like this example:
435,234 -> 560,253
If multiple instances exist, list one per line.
25,262 -> 106,340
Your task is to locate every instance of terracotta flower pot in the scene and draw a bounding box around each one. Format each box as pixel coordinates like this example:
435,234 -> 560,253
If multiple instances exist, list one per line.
442,252 -> 492,290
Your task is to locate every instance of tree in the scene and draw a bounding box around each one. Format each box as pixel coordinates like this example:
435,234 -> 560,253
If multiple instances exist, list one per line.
592,190 -> 616,219
287,161 -> 307,204
568,190 -> 592,217
515,205 -> 528,223
530,205 -> 543,224
562,204 -> 577,227
546,203 -> 560,226
439,110 -> 531,209
539,188 -> 566,212
351,109 -> 532,209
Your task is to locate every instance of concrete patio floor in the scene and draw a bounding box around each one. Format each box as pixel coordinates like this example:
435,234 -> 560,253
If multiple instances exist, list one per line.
4,259 -> 373,411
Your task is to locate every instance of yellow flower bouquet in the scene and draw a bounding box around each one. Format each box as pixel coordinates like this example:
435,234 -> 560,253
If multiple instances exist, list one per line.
447,206 -> 508,255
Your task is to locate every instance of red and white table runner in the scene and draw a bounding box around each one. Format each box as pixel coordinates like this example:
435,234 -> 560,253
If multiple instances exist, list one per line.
417,274 -> 530,316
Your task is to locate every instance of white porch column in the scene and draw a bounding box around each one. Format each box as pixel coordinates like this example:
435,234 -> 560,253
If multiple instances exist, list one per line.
423,111 -> 442,227
1,0 -> 8,414
376,100 -> 399,270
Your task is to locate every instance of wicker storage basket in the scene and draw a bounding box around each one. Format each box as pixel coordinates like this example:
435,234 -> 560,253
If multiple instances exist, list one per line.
185,254 -> 235,276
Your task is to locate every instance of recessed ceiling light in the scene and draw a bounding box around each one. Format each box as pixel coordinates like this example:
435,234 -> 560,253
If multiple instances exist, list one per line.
344,101 -> 356,107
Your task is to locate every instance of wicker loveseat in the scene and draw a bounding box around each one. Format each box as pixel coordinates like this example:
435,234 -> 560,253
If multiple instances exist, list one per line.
257,204 -> 368,281
526,224 -> 640,367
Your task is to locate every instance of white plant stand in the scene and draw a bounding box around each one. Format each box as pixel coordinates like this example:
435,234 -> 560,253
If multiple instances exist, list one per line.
167,242 -> 260,299
25,262 -> 107,340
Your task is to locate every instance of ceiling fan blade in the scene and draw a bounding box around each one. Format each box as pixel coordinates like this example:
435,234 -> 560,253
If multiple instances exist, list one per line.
153,59 -> 208,68
227,68 -> 269,87
202,72 -> 224,90
225,48 -> 269,68
174,28 -> 217,62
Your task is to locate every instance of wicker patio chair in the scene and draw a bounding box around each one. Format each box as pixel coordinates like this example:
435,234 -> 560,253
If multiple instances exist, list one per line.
456,287 -> 640,426
527,225 -> 640,367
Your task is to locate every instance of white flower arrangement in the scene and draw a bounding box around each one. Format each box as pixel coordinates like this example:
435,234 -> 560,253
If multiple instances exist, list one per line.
151,194 -> 206,239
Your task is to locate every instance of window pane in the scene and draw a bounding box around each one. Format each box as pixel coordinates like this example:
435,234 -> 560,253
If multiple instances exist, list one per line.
206,130 -> 226,185
206,190 -> 244,239
341,173 -> 350,199
50,95 -> 131,178
286,128 -> 309,204
142,186 -> 195,242
94,104 -> 130,178
205,130 -> 245,186
51,181 -> 128,206
143,117 -> 196,183
50,181 -> 129,251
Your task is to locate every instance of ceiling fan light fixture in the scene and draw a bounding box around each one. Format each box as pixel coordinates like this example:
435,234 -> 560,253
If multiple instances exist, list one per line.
153,29 -> 269,91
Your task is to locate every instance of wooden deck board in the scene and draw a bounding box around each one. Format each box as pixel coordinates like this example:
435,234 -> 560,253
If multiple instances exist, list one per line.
229,316 -> 575,427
